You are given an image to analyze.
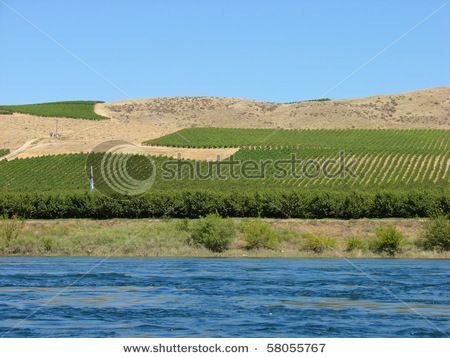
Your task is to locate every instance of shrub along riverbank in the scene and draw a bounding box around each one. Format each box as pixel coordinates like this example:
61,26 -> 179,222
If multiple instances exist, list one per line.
0,190 -> 448,219
0,217 -> 448,258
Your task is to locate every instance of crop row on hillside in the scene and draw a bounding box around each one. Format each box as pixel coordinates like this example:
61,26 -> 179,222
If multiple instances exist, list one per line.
0,149 -> 9,158
0,190 -> 448,219
0,101 -> 107,120
0,150 -> 448,193
232,147 -> 450,189
0,154 -> 88,192
144,128 -> 450,150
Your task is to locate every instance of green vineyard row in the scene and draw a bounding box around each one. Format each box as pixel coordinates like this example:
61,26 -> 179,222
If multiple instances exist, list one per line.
144,128 -> 450,150
0,101 -> 107,120
0,150 -> 448,193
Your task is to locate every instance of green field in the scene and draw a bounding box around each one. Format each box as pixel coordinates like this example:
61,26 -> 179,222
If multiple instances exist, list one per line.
142,128 -> 450,191
1,129 -> 449,193
1,128 -> 449,218
0,147 -> 448,193
0,149 -> 9,158
0,152 -> 447,218
0,101 -> 107,120
144,128 -> 450,150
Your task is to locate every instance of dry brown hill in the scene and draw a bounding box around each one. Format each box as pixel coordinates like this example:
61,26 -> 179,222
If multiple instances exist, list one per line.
1,87 -> 449,160
98,86 -> 450,130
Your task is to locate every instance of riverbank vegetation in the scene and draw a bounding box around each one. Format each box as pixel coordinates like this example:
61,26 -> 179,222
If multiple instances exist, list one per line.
0,217 -> 448,258
420,215 -> 450,251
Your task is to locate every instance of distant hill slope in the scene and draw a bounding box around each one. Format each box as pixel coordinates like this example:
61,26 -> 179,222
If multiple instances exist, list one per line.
97,87 -> 450,129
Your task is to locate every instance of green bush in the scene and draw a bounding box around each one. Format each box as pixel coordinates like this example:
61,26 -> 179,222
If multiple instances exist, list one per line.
306,98 -> 331,102
345,236 -> 367,251
0,148 -> 10,157
241,220 -> 279,250
421,216 -> 450,252
371,225 -> 403,256
189,214 -> 235,252
42,237 -> 56,252
302,233 -> 336,253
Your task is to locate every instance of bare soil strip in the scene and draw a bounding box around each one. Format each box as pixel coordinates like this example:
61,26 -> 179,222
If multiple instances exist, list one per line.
4,140 -> 239,161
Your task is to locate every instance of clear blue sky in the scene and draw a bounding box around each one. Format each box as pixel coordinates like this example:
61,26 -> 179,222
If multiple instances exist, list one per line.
1,0 -> 449,104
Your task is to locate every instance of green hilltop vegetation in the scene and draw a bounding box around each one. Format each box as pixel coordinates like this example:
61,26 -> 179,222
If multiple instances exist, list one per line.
0,100 -> 107,120
283,97 -> 331,104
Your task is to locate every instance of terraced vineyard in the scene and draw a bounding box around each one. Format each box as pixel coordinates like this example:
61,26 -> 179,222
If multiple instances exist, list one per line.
0,101 -> 107,120
233,147 -> 449,189
0,154 -> 87,192
144,128 -> 450,150
1,128 -> 449,219
0,128 -> 448,194
134,128 -> 450,191
0,149 -> 448,193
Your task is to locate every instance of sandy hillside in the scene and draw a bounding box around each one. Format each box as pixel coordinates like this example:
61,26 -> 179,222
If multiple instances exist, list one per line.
0,87 -> 448,160
100,86 -> 450,129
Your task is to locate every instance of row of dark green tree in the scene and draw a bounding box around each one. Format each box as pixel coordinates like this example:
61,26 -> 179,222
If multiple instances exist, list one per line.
0,190 -> 448,219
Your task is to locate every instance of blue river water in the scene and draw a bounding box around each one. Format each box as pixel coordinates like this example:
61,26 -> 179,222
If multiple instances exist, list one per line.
0,257 -> 448,338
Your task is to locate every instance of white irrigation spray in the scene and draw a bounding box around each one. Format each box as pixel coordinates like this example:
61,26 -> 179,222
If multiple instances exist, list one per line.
89,166 -> 94,192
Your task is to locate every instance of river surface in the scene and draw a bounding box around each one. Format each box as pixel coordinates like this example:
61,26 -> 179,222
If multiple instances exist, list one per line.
0,257 -> 448,337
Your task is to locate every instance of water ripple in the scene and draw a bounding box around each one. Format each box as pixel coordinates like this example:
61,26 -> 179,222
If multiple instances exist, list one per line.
0,257 -> 449,337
